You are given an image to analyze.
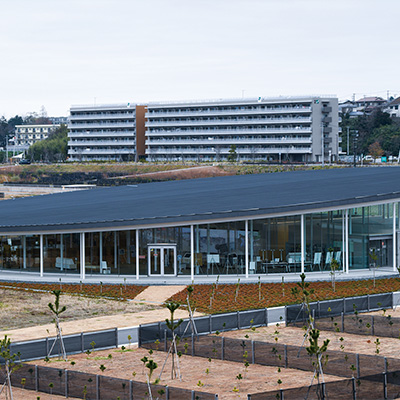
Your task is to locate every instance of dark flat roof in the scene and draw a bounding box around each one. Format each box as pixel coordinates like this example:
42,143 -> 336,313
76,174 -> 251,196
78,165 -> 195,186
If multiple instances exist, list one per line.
1,167 -> 400,234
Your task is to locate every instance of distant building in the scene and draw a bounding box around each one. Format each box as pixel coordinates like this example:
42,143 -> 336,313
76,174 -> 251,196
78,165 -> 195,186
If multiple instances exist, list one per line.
68,103 -> 146,162
67,96 -> 339,163
14,124 -> 60,148
145,96 -> 339,163
49,116 -> 69,125
355,96 -> 387,113
384,97 -> 400,118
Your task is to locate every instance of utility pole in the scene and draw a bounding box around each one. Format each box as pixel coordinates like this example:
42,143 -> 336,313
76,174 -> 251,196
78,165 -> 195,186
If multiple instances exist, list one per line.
5,134 -> 9,164
321,123 -> 324,167
353,131 -> 358,168
347,127 -> 350,155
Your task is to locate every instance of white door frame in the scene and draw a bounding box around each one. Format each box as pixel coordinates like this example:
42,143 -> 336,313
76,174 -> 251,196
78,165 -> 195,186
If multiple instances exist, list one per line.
148,244 -> 177,276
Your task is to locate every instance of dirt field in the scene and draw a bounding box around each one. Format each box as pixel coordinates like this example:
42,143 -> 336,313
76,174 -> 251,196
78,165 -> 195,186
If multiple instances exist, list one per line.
219,322 -> 400,358
31,346 -> 342,400
0,288 -> 158,331
0,387 -> 80,400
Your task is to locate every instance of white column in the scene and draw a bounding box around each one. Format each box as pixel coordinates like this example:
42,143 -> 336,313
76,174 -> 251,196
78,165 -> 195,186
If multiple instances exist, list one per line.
342,212 -> 345,273
39,234 -> 44,277
136,229 -> 139,280
190,225 -> 194,281
393,202 -> 397,272
99,232 -> 103,263
114,231 -> 117,271
60,234 -> 64,270
80,233 -> 85,280
250,220 -> 254,262
245,220 -> 249,278
301,214 -> 305,274
345,209 -> 349,274
126,230 -> 131,264
23,236 -> 26,269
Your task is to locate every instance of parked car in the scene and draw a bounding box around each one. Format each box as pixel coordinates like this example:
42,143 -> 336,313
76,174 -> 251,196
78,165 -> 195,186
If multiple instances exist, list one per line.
19,159 -> 31,165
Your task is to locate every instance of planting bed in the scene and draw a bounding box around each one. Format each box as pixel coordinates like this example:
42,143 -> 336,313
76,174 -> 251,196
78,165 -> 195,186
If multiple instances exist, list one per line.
31,346 -> 342,399
0,281 -> 147,301
169,277 -> 400,314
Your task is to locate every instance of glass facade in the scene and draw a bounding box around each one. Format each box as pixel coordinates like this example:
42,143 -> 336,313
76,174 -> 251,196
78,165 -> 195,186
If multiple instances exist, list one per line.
138,227 -> 191,276
349,204 -> 394,269
193,221 -> 246,275
0,202 -> 398,277
43,233 -> 80,274
248,216 -> 301,274
305,211 -> 343,272
0,235 -> 40,272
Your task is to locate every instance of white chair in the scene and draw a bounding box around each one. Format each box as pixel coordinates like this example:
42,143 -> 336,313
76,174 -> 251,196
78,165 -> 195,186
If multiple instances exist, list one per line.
325,251 -> 334,268
100,261 -> 110,274
313,252 -> 322,271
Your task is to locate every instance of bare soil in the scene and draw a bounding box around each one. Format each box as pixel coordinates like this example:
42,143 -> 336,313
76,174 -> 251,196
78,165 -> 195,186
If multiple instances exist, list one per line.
0,387 -> 80,400
31,346 -> 342,400
0,288 -> 158,331
220,323 -> 400,358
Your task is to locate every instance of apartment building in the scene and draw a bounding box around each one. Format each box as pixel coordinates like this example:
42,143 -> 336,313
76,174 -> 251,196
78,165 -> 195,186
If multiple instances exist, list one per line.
15,124 -> 60,148
68,103 -> 143,161
145,96 -> 339,163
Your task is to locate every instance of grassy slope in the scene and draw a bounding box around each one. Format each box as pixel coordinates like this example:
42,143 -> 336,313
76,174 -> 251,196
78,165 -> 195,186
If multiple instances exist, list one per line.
0,162 -> 344,184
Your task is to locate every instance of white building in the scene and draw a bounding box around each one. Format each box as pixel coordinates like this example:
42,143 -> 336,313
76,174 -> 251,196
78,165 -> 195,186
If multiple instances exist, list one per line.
15,124 -> 60,148
384,97 -> 400,118
145,96 -> 339,163
68,103 -> 138,162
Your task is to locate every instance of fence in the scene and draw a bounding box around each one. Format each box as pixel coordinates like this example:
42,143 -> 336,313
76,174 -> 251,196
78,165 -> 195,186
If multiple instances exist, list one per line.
10,363 -> 217,400
293,312 -> 400,341
6,326 -> 139,362
139,306 -> 285,345
8,292 -> 398,362
285,292 -> 393,324
249,373 -> 400,400
142,334 -> 400,379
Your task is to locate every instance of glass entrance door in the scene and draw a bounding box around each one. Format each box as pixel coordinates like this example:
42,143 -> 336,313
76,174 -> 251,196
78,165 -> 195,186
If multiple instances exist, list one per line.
369,237 -> 393,268
148,245 -> 176,276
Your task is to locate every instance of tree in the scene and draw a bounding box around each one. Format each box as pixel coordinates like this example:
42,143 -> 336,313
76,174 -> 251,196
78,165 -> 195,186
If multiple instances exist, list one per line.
48,290 -> 67,360
227,144 -> 238,162
368,141 -> 384,159
369,125 -> 400,156
159,301 -> 183,380
340,109 -> 394,155
0,335 -> 21,399
26,124 -> 68,162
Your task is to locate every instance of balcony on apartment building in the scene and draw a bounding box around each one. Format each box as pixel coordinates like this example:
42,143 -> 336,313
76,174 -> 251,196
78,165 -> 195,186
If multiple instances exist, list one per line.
69,130 -> 136,138
69,122 -> 136,129
146,106 -> 312,118
146,126 -> 313,137
145,137 -> 313,146
146,146 -> 312,155
70,139 -> 136,147
68,148 -> 135,155
70,112 -> 135,121
145,116 -> 313,127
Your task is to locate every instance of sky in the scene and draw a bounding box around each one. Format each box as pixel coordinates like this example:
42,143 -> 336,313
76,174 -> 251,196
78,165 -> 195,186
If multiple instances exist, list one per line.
1,0 -> 399,118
